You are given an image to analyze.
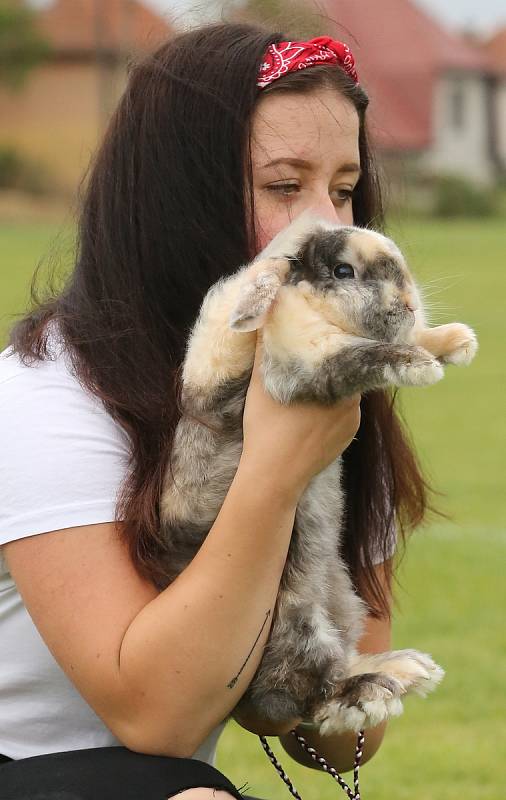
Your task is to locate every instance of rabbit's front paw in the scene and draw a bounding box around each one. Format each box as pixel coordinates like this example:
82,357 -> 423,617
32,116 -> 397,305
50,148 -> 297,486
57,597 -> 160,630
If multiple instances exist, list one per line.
314,673 -> 404,734
439,324 -> 478,366
229,258 -> 289,332
384,352 -> 444,387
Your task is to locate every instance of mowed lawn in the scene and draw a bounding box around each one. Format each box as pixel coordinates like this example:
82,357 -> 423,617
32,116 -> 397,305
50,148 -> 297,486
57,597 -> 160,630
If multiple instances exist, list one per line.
1,216 -> 505,799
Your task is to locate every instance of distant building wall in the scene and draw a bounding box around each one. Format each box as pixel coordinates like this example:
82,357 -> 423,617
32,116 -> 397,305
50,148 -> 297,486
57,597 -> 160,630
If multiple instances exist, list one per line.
494,78 -> 506,172
422,73 -> 494,184
0,60 -> 127,194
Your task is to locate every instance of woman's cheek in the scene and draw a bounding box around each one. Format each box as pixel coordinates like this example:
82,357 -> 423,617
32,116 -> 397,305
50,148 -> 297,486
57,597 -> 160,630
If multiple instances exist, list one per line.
255,217 -> 279,252
254,203 -> 294,253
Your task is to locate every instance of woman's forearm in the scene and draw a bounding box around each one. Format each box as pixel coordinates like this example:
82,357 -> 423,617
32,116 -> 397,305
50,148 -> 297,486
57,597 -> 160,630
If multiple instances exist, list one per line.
115,454 -> 299,757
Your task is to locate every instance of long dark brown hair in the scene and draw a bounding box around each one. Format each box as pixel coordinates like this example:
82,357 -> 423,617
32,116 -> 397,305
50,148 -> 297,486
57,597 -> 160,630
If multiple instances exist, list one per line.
9,22 -> 431,618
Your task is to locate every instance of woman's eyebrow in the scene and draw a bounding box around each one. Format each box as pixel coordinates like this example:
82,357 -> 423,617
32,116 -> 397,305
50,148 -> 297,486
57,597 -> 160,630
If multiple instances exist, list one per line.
258,157 -> 362,176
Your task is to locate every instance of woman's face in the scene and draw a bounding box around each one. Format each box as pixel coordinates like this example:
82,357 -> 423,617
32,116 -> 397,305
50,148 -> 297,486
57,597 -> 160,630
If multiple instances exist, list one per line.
250,87 -> 361,253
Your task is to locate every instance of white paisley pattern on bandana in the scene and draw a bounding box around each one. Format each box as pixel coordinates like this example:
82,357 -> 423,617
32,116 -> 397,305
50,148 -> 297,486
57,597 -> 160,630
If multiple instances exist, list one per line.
257,36 -> 359,89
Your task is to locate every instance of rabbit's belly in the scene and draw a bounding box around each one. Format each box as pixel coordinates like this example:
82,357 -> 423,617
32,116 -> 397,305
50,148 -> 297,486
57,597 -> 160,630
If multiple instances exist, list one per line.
284,457 -> 366,652
291,457 -> 345,574
273,592 -> 346,669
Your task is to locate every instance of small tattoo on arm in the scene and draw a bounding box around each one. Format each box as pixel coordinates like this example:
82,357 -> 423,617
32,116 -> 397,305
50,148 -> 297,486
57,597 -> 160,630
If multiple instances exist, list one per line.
227,609 -> 271,689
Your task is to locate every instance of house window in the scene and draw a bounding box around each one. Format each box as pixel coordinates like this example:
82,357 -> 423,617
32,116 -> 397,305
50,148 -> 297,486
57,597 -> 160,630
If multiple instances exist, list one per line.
450,82 -> 466,130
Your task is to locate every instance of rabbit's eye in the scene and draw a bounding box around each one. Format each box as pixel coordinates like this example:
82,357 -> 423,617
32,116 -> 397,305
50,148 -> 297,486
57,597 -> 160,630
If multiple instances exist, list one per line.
334,263 -> 355,279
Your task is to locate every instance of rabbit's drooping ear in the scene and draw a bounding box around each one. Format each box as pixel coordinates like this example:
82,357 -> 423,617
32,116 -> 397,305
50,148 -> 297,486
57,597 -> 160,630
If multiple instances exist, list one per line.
229,268 -> 284,332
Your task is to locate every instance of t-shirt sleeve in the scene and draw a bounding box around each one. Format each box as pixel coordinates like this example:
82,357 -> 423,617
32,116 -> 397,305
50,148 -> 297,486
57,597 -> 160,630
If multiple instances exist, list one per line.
0,357 -> 131,547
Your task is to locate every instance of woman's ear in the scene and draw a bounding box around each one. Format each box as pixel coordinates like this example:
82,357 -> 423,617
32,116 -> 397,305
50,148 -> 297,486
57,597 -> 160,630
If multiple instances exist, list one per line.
229,267 -> 284,332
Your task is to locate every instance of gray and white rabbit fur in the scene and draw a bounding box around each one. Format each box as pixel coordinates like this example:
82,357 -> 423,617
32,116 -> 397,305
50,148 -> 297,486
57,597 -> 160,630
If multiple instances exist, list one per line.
160,211 -> 477,734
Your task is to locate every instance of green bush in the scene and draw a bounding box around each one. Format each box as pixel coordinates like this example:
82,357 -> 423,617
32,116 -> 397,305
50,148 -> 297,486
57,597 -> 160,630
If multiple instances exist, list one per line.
433,173 -> 499,218
0,146 -> 23,186
0,145 -> 54,195
0,3 -> 52,90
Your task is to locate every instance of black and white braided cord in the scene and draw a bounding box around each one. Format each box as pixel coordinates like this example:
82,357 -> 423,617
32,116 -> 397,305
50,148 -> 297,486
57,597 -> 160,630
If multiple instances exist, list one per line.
259,734 -> 302,800
259,729 -> 365,800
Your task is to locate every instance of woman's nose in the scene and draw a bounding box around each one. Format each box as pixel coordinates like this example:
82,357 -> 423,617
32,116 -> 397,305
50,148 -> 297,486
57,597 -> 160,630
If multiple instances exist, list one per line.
310,195 -> 346,226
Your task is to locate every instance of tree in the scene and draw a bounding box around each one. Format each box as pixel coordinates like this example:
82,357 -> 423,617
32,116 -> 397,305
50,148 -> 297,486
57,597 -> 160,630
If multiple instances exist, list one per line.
232,0 -> 328,38
0,1 -> 51,90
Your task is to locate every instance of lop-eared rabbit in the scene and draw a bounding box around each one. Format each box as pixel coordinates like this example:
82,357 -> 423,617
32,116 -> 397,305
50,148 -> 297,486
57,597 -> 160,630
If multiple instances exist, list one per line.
160,212 -> 477,734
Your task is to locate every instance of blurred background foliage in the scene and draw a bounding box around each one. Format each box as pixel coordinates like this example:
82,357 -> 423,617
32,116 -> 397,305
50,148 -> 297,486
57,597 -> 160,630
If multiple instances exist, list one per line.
0,1 -> 51,90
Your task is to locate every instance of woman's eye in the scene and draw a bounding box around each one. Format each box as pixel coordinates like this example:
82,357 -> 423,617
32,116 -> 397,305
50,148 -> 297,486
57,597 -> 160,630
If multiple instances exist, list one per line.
267,182 -> 300,197
334,263 -> 355,279
330,188 -> 354,206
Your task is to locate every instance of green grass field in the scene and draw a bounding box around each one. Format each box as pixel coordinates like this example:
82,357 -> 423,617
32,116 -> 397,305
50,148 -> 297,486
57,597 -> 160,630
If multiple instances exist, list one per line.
1,216 -> 505,799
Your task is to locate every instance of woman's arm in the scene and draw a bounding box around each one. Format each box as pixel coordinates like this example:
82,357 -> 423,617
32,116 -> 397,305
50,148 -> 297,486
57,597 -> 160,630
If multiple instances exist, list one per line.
4,458 -> 299,759
277,559 -> 393,773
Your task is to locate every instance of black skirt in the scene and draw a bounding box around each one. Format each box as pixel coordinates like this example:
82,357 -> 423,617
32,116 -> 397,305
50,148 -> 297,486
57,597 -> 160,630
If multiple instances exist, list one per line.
0,746 -> 257,800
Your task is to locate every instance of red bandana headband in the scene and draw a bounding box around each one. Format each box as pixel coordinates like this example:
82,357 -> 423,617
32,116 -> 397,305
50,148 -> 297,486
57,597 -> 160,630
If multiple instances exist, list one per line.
257,36 -> 359,89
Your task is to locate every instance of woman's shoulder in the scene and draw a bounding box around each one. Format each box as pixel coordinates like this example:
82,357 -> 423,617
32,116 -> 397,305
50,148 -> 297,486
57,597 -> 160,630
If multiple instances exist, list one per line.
0,322 -> 131,549
1,320 -> 82,394
0,321 -> 130,455
2,320 -> 66,398
0,322 -> 127,444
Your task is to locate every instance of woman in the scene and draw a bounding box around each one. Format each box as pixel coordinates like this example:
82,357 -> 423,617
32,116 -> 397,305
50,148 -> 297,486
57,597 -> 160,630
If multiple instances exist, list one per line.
0,22 -> 429,799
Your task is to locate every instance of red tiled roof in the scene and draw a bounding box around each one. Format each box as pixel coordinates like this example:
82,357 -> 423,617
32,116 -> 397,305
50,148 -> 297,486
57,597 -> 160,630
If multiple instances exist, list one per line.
481,28 -> 506,74
36,0 -> 174,55
315,0 -> 492,151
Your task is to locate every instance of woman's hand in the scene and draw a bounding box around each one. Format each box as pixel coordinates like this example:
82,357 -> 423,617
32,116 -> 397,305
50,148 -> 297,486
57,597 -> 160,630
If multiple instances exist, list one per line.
241,331 -> 361,502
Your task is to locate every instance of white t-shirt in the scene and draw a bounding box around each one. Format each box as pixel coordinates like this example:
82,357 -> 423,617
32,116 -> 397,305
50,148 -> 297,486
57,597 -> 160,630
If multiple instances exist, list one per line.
0,322 -> 225,762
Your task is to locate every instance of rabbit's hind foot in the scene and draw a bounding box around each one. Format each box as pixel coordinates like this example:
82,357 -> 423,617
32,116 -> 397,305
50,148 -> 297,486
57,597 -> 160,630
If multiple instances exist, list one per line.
313,649 -> 444,735
314,672 -> 404,734
348,648 -> 445,698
